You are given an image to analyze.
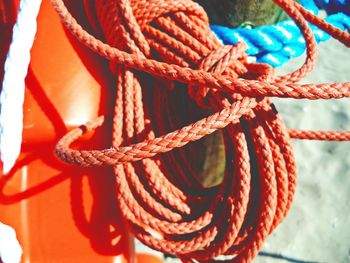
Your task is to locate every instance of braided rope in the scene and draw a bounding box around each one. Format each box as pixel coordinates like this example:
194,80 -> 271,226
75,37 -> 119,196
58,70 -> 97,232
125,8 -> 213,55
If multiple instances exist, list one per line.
211,0 -> 350,67
0,0 -> 42,174
49,0 -> 350,261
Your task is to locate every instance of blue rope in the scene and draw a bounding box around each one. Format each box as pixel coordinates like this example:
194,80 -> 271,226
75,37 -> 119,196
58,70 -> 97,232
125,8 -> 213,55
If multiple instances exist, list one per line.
314,0 -> 350,15
210,0 -> 350,67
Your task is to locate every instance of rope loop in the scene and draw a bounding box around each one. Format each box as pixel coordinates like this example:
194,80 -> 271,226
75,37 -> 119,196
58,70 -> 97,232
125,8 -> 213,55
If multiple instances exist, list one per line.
189,43 -> 248,108
48,0 -> 350,261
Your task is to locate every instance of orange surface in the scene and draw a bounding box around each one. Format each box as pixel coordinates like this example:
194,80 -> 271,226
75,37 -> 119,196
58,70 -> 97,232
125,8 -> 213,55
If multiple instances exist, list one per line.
136,254 -> 164,263
48,0 -> 350,261
0,0 -> 135,262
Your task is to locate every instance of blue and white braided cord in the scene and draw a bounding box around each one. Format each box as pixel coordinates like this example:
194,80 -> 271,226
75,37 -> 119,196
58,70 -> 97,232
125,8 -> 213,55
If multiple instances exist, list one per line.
0,0 -> 348,174
211,0 -> 350,67
0,0 -> 42,174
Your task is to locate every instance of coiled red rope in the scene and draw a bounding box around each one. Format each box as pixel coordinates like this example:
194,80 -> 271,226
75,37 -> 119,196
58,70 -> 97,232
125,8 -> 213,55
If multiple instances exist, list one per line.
51,0 -> 350,261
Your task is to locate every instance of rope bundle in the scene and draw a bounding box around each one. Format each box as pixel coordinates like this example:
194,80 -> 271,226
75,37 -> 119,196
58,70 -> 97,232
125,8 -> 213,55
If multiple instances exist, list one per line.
51,0 -> 350,261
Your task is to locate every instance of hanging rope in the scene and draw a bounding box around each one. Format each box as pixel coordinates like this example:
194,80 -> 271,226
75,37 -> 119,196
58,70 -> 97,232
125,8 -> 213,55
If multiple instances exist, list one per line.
0,0 -> 42,175
48,0 -> 350,261
211,0 -> 350,66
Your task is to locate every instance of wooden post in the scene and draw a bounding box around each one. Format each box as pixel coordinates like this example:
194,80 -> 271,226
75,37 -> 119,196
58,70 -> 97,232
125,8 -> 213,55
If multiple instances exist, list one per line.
196,0 -> 291,27
187,0 -> 299,187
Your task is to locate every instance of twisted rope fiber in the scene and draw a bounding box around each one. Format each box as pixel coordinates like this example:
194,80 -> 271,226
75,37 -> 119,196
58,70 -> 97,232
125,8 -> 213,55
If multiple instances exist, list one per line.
211,0 -> 350,66
0,0 -> 42,174
51,0 -> 350,261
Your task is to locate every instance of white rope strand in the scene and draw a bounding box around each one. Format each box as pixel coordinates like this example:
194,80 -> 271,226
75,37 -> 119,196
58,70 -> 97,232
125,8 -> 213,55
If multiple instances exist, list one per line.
0,0 -> 42,175
0,222 -> 22,263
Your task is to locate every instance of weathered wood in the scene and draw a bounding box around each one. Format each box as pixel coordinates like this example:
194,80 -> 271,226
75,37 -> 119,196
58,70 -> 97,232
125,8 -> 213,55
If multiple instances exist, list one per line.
194,131 -> 225,187
188,0 -> 301,187
197,0 -> 289,27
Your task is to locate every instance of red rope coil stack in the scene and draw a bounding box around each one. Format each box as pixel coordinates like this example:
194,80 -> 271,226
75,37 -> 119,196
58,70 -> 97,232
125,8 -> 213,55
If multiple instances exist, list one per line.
51,0 -> 350,261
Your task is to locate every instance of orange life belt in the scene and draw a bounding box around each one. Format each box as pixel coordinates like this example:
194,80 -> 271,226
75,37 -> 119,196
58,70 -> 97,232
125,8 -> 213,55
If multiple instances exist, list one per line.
0,1 -> 163,262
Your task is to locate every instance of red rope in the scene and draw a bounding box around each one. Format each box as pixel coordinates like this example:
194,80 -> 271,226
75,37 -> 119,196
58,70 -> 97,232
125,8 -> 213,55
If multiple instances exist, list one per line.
51,0 -> 350,261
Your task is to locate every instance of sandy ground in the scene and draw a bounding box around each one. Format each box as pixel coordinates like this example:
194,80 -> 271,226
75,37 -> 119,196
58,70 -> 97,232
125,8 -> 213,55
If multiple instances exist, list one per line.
143,39 -> 350,263
260,39 -> 350,263
1,25 -> 347,263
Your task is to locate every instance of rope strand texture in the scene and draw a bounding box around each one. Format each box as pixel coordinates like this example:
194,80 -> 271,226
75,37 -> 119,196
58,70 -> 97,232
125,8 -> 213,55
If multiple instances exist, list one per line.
211,0 -> 350,67
0,0 -> 42,174
51,0 -> 350,262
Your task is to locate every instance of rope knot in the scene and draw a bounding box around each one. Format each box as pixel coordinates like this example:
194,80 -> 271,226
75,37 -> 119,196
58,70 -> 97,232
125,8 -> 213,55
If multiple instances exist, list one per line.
188,42 -> 248,108
50,0 -> 350,261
